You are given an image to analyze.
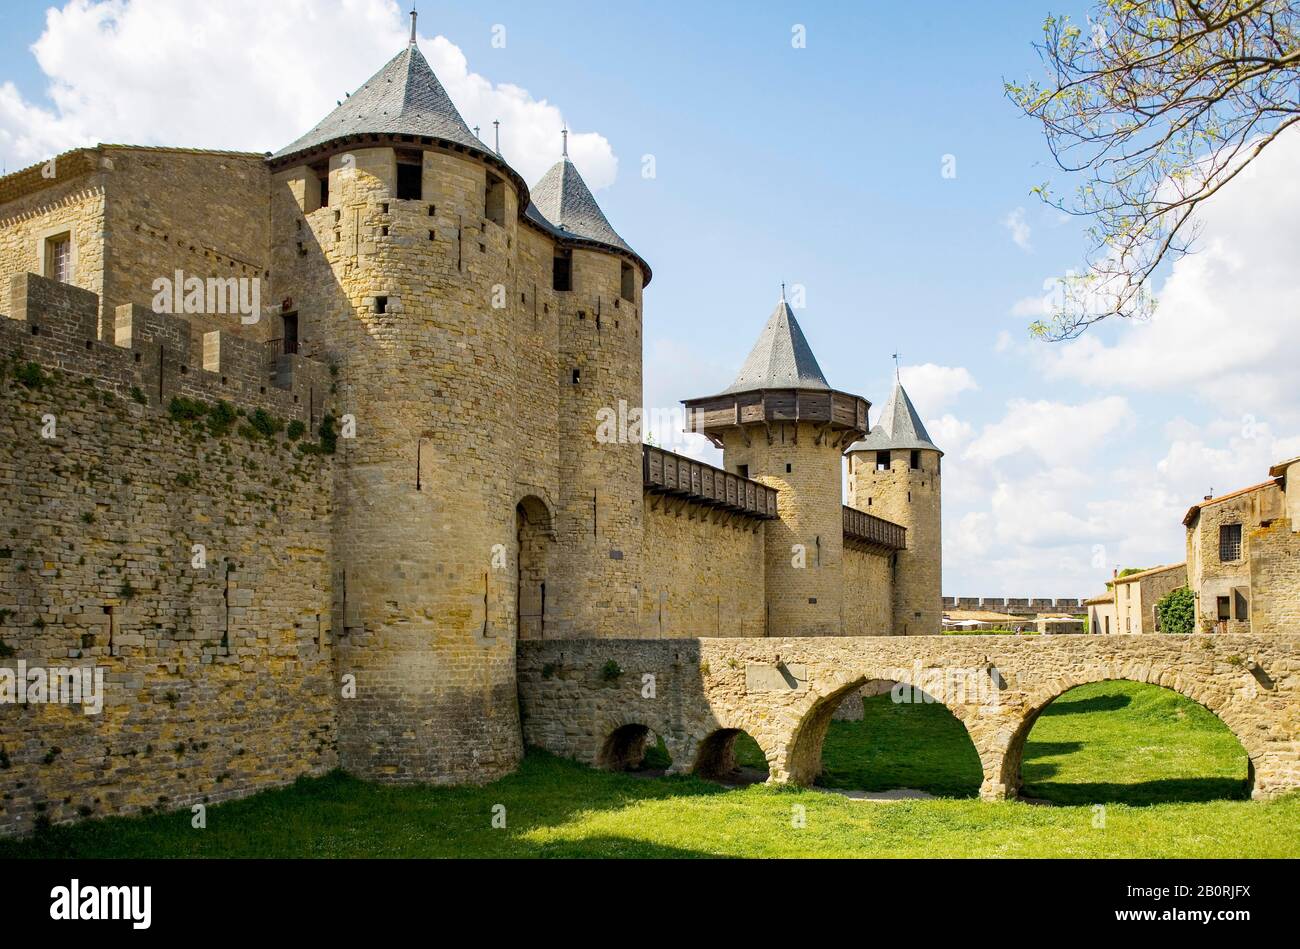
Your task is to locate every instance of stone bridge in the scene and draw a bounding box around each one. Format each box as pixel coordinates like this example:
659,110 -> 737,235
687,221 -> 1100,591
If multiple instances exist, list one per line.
517,635 -> 1300,800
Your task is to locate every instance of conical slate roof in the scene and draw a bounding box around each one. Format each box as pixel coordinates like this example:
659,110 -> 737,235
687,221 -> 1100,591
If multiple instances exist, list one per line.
847,382 -> 942,455
722,297 -> 831,394
273,44 -> 485,160
525,157 -> 635,256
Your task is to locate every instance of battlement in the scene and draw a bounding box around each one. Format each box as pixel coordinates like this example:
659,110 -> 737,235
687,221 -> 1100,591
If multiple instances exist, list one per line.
943,596 -> 1086,615
2,272 -> 331,424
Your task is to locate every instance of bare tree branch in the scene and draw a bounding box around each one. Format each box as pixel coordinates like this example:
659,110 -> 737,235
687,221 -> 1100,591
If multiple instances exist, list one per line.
1006,0 -> 1299,339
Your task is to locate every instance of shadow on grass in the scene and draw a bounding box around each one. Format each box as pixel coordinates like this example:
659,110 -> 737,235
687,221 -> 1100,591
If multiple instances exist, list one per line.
1040,693 -> 1132,715
813,695 -> 983,799
1021,682 -> 1252,806
1022,777 -> 1251,806
0,751 -> 737,860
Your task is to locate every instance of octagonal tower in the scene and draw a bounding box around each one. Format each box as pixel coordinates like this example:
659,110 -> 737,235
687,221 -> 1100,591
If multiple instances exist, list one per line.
683,293 -> 868,635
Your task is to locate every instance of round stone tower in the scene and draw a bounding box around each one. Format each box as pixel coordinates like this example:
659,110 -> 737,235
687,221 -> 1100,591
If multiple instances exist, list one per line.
266,29 -> 649,783
845,380 -> 943,635
683,293 -> 868,636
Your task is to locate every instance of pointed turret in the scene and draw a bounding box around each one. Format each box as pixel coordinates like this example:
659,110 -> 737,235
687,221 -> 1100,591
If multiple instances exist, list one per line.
723,295 -> 830,394
525,148 -> 644,272
847,381 -> 943,455
845,375 -> 943,636
273,44 -> 487,162
683,293 -> 867,445
681,294 -> 871,637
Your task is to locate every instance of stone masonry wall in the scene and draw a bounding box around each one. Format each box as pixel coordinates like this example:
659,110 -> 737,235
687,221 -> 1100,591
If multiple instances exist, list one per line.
1187,484 -> 1281,633
639,497 -> 765,637
723,422 -> 845,636
1249,520 -> 1300,636
519,633 -> 1300,801
850,449 -> 941,635
842,544 -> 893,635
0,279 -> 339,838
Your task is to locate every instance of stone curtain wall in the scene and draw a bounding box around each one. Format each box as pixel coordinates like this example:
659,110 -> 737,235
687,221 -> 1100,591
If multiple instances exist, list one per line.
519,634 -> 1300,801
639,499 -> 765,638
0,276 -> 338,837
842,545 -> 894,635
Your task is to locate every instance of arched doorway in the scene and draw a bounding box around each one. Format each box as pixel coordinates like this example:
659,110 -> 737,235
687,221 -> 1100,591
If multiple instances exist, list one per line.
1016,680 -> 1252,804
515,496 -> 553,640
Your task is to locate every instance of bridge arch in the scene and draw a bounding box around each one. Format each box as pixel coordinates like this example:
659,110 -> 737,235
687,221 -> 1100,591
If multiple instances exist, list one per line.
597,722 -> 656,771
692,727 -> 771,782
778,670 -> 994,793
999,669 -> 1259,801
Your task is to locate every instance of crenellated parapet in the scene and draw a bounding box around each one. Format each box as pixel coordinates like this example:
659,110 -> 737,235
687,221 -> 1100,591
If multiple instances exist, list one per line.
2,272 -> 331,424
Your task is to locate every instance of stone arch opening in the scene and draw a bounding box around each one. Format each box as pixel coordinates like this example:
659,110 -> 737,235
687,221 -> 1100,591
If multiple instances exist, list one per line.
1010,678 -> 1254,805
693,728 -> 770,785
597,723 -> 672,773
786,676 -> 983,797
515,495 -> 554,640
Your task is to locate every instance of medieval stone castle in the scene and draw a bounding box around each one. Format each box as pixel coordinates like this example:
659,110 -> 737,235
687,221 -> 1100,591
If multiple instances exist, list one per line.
0,31 -> 960,834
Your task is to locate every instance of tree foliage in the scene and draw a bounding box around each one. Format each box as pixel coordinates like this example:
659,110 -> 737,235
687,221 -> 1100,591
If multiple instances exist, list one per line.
1007,0 -> 1300,339
1155,585 -> 1197,633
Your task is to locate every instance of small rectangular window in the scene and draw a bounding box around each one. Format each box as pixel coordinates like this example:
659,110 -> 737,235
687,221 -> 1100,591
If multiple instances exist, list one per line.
397,160 -> 422,200
312,163 -> 330,208
1219,523 -> 1242,562
485,172 -> 506,226
620,261 -> 635,302
910,449 -> 921,470
737,464 -> 749,479
375,296 -> 388,314
45,233 -> 72,283
1216,596 -> 1231,621
553,252 -> 572,292
876,450 -> 891,472
571,368 -> 580,385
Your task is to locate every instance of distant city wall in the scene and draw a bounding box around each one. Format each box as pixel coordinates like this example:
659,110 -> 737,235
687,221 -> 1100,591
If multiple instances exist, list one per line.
943,596 -> 1084,615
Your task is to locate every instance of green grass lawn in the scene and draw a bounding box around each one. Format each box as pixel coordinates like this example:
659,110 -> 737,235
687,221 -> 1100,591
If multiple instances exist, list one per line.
1,681 -> 1289,858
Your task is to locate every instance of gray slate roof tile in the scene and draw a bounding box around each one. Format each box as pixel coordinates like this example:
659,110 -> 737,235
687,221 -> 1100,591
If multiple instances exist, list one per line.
847,382 -> 942,454
722,298 -> 831,394
273,45 -> 485,160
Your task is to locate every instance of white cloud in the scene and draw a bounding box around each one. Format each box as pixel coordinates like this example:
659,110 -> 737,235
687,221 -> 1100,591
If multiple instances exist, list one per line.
0,0 -> 616,189
963,395 -> 1134,466
897,363 -> 978,414
1033,127 -> 1300,424
1002,206 -> 1032,251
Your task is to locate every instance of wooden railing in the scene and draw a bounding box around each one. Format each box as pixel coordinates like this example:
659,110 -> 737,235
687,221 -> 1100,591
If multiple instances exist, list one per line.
642,445 -> 778,519
842,505 -> 906,551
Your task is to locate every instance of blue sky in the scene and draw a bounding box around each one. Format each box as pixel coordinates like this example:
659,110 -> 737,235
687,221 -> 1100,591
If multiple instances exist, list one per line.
3,0 -> 1297,597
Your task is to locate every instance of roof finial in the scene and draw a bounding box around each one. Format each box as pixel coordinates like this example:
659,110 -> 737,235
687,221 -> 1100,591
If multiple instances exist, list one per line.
409,2 -> 418,47
473,124 -> 480,140
780,282 -> 786,302
561,126 -> 568,158
493,120 -> 501,155
892,351 -> 902,382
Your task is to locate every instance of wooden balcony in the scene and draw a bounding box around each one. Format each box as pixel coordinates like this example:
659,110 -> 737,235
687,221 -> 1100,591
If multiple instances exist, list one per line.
682,388 -> 870,448
842,505 -> 906,551
643,445 -> 778,519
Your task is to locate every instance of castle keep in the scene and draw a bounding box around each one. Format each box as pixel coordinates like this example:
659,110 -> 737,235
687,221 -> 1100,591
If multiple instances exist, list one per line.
0,32 -> 946,834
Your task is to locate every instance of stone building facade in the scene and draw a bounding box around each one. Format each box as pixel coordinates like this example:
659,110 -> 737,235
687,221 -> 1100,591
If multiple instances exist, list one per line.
1112,563 -> 1188,634
0,33 -> 945,833
1185,458 -> 1300,635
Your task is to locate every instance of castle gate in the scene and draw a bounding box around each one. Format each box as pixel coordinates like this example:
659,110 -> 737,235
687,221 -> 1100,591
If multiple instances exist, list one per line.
517,634 -> 1300,800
